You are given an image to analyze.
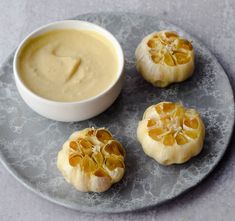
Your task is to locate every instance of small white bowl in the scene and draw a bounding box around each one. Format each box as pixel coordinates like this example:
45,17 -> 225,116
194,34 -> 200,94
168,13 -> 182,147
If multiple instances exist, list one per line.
13,20 -> 124,122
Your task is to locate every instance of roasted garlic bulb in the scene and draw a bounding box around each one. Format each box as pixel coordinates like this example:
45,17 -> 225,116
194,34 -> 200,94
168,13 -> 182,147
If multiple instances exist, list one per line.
135,30 -> 195,87
57,128 -> 125,192
137,102 -> 205,165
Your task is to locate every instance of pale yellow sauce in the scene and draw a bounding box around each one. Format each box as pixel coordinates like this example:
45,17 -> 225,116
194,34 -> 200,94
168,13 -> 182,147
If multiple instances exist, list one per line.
18,29 -> 118,102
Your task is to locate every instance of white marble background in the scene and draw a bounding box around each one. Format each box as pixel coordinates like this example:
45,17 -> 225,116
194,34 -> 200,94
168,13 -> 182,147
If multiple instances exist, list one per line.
0,0 -> 235,220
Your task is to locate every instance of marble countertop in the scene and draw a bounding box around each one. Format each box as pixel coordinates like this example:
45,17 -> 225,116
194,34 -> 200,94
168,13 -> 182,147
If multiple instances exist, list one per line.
0,0 -> 235,220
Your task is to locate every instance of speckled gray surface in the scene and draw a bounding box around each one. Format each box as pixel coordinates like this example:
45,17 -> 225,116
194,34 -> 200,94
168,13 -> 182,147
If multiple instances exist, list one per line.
0,12 -> 234,213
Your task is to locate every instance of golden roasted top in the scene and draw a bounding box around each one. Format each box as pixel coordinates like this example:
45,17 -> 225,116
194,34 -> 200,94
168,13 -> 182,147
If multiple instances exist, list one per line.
68,128 -> 125,178
146,102 -> 202,146
147,31 -> 193,66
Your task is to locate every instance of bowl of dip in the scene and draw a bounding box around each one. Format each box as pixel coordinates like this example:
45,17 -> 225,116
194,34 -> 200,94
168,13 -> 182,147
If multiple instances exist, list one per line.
13,20 -> 124,122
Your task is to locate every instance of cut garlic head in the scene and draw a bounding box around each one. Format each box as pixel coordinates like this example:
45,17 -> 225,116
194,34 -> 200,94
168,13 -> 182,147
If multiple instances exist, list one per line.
57,128 -> 125,192
135,30 -> 195,87
137,102 -> 205,165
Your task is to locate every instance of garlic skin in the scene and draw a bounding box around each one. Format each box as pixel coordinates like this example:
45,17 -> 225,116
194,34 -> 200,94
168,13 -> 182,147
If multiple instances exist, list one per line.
137,102 -> 205,165
57,128 -> 125,192
135,30 -> 195,87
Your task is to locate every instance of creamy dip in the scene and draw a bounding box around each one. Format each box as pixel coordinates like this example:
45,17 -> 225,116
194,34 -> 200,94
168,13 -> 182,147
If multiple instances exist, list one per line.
18,29 -> 119,102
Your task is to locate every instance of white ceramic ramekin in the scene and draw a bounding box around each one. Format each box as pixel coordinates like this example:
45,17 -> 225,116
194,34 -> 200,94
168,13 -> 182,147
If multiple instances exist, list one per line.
13,20 -> 124,122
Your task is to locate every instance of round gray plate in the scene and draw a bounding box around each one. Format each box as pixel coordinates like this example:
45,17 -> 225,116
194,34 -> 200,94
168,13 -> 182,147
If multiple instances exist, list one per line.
0,13 -> 234,213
